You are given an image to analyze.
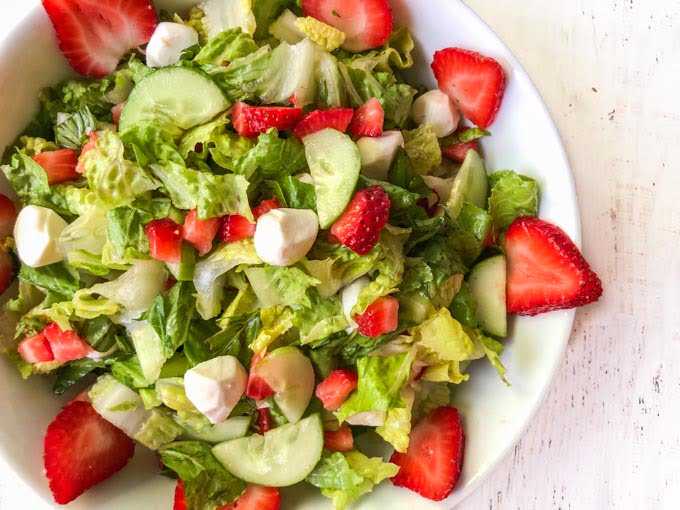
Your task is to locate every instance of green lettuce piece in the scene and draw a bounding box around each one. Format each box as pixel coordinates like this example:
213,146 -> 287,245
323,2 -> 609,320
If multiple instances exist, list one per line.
155,377 -> 209,428
440,127 -> 490,147
252,0 -> 300,40
409,233 -> 467,291
335,352 -> 414,423
264,175 -> 316,210
14,136 -> 59,156
250,306 -> 293,353
194,240 -> 262,319
18,262 -> 80,301
233,128 -> 307,180
61,187 -> 100,215
133,408 -> 183,450
315,51 -> 347,108
446,203 -> 493,266
130,321 -> 167,384
145,281 -> 196,357
38,76 -> 117,122
403,124 -> 443,175
194,28 -> 258,65
120,122 -> 185,167
54,107 -> 97,149
387,147 -> 432,197
58,207 -> 108,258
343,27 -> 414,73
1,151 -> 50,202
111,356 -> 149,388
149,161 -> 251,221
81,130 -> 158,208
376,387 -> 414,453
488,170 -> 539,229
209,45 -> 272,102
202,0 -> 257,39
413,381 -> 451,420
220,286 -> 259,326
291,290 -> 348,345
159,441 -> 246,510
104,206 -> 152,262
245,266 -> 319,308
295,16 -> 346,52
178,115 -> 230,159
449,280 -> 478,327
466,327 -> 509,384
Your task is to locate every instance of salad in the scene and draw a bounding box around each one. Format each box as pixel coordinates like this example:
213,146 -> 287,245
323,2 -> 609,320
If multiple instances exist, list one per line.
0,0 -> 603,508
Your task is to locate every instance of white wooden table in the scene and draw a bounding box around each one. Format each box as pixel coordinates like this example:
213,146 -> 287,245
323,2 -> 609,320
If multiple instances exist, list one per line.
1,1 -> 679,509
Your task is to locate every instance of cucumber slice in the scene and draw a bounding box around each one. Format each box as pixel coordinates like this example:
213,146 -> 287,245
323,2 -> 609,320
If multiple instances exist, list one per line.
468,254 -> 507,337
119,67 -> 228,133
446,150 -> 489,218
180,416 -> 250,444
303,128 -> 361,228
212,414 -> 323,487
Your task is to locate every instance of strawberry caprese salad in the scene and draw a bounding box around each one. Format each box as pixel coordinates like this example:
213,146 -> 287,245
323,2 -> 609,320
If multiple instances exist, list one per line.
0,0 -> 602,508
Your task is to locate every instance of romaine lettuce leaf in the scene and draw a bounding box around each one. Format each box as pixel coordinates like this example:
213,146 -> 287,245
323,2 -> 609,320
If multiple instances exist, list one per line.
250,305 -> 294,353
194,28 -> 258,65
133,407 -> 183,450
233,128 -> 307,180
449,280 -> 478,328
129,321 -> 167,384
342,27 -> 414,73
145,281 -> 195,357
245,266 -> 319,307
264,175 -> 316,210
18,262 -> 80,301
202,0 -> 256,39
252,0 -> 300,40
291,289 -> 348,345
376,386 -> 414,453
488,170 -> 540,229
403,124 -> 443,175
58,207 -> 108,260
54,107 -> 98,149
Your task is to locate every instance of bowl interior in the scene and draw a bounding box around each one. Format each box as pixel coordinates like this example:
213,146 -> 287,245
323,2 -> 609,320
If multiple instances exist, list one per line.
0,1 -> 577,508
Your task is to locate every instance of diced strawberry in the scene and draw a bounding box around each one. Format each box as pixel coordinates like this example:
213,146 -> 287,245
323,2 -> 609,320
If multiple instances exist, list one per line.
315,369 -> 358,412
246,354 -> 276,400
431,47 -> 506,129
0,250 -> 14,295
324,425 -> 354,452
330,185 -> 390,255
348,98 -> 384,137
76,131 -> 99,173
145,218 -> 183,264
111,102 -> 125,126
504,216 -> 602,315
390,406 -> 465,501
173,480 -> 187,510
232,102 -> 303,138
255,408 -> 272,434
219,215 -> 256,243
0,194 -> 17,240
17,332 -> 54,364
252,198 -> 282,219
355,296 -> 399,338
43,322 -> 93,362
165,278 -> 178,291
442,140 -> 478,163
222,484 -> 281,510
41,0 -> 158,78
301,0 -> 392,52
292,107 -> 355,138
32,149 -> 79,185
182,209 -> 220,256
44,401 -> 135,504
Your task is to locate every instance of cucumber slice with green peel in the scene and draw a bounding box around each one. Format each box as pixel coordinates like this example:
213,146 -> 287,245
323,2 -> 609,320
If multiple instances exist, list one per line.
179,416 -> 250,444
303,128 -> 361,228
119,67 -> 229,133
468,254 -> 507,337
212,414 -> 323,487
445,150 -> 489,218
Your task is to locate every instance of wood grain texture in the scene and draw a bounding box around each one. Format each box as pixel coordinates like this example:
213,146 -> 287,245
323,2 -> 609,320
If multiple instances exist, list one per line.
0,0 -> 679,509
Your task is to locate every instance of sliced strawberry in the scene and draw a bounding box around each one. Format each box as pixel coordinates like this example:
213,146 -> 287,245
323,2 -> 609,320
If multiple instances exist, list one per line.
504,216 -> 602,315
431,47 -> 506,129
41,0 -> 158,78
390,406 -> 465,501
173,480 -> 187,510
315,369 -> 358,412
255,408 -> 272,434
76,131 -> 99,173
348,98 -> 384,137
222,484 -> 281,510
355,296 -> 399,338
330,185 -> 390,255
145,218 -> 183,264
219,215 -> 256,243
442,140 -> 478,163
17,332 -> 54,364
111,102 -> 125,126
301,0 -> 392,52
252,198 -> 282,219
246,354 -> 276,400
0,250 -> 14,295
0,194 -> 17,240
324,425 -> 354,452
292,107 -> 355,138
182,209 -> 220,256
43,322 -> 93,362
232,102 -> 303,138
44,401 -> 135,504
32,149 -> 79,185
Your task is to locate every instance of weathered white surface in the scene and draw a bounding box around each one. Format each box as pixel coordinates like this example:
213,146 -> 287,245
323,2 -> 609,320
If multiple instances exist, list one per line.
0,0 -> 679,509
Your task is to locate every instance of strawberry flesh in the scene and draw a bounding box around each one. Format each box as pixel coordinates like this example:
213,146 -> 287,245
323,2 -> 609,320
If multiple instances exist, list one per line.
330,185 -> 390,255
182,209 -> 220,256
0,193 -> 17,240
315,369 -> 358,412
252,198 -> 282,219
32,149 -> 80,185
145,218 -> 184,264
43,322 -> 94,361
323,425 -> 354,452
355,296 -> 399,338
41,0 -> 158,78
293,107 -> 355,138
174,480 -> 187,510
0,249 -> 14,295
255,408 -> 272,434
222,484 -> 281,510
390,406 -> 465,501
442,140 -> 479,163
504,216 -> 602,315
219,215 -> 256,243
348,98 -> 384,137
432,47 -> 505,129
44,401 -> 135,504
246,353 -> 276,400
232,102 -> 303,138
17,332 -> 55,364
77,131 -> 99,173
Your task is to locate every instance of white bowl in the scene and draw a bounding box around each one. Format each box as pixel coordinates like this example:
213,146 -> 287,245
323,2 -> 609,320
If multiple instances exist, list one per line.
0,1 -> 578,508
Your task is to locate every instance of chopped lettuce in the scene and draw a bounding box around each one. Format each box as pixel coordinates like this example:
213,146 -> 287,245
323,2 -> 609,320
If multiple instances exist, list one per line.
54,107 -> 98,149
488,170 -> 540,229
202,0 -> 257,39
403,124 -> 443,175
250,306 -> 293,353
245,266 -> 319,307
296,16 -> 346,52
129,321 -> 167,384
194,28 -> 258,65
252,0 -> 300,40
134,408 -> 183,450
376,386 -> 414,453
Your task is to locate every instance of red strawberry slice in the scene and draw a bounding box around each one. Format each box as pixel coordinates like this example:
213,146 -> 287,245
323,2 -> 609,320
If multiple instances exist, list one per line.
0,194 -> 17,240
252,198 -> 282,219
43,322 -> 94,362
315,369 -> 358,412
390,406 -> 465,501
232,102 -> 303,138
348,98 -> 384,137
32,149 -> 79,185
355,296 -> 399,338
504,216 -> 602,315
182,209 -> 220,256
301,0 -> 392,52
112,102 -> 125,126
76,131 -> 99,173
0,250 -> 13,295
41,0 -> 158,78
145,218 -> 183,264
223,484 -> 281,510
292,107 -> 355,138
330,185 -> 390,255
44,401 -> 135,504
255,408 -> 272,434
17,332 -> 55,364
219,215 -> 256,243
246,354 -> 276,400
323,425 -> 354,452
173,479 -> 187,510
432,47 -> 506,129
442,140 -> 478,163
